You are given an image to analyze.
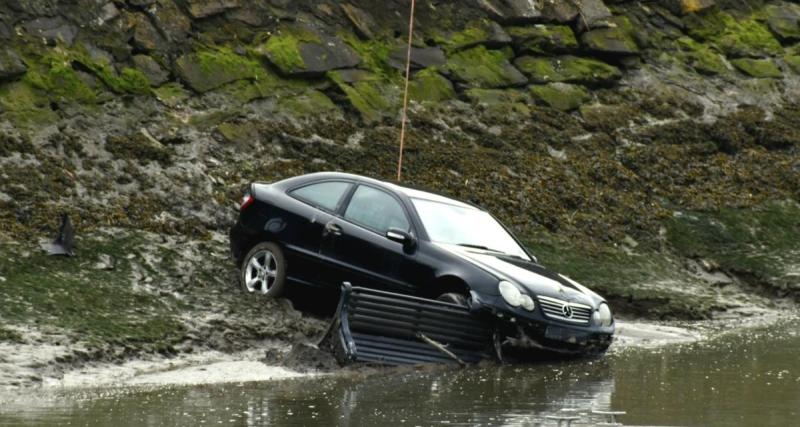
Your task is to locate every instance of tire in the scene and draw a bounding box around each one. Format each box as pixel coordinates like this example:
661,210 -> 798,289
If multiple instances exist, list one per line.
436,292 -> 469,307
240,242 -> 287,299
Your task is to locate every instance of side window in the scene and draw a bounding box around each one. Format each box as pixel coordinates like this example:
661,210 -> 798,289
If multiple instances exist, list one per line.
290,181 -> 351,212
344,186 -> 410,234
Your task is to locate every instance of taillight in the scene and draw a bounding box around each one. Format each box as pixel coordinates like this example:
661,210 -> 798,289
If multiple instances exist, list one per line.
240,192 -> 254,211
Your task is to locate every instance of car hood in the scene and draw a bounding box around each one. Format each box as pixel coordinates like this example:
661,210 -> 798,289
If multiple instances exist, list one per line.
436,243 -> 600,307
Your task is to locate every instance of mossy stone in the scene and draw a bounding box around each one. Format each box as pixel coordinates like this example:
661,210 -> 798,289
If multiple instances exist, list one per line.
530,83 -> 589,111
217,121 -> 261,145
514,55 -> 621,86
464,88 -> 531,115
175,48 -> 265,93
153,82 -> 191,107
505,24 -> 578,54
257,27 -> 360,76
686,10 -> 782,58
676,37 -> 728,75
445,45 -> 527,88
0,48 -> 28,80
730,58 -> 782,78
581,17 -> 640,56
277,90 -> 340,118
765,3 -> 800,42
785,55 -> 800,73
433,19 -> 511,52
330,72 -> 399,123
0,81 -> 57,125
408,69 -> 455,103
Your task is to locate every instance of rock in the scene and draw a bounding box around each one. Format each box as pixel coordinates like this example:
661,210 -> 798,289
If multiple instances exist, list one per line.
666,0 -> 716,15
133,14 -> 163,52
506,24 -> 578,54
128,0 -> 156,6
408,69 -> 456,103
730,58 -> 782,78
445,45 -> 527,88
514,55 -> 621,86
388,46 -> 446,70
175,50 -> 262,93
765,2 -> 800,42
226,8 -> 265,26
0,21 -> 10,39
184,0 -> 242,19
574,0 -> 613,30
0,48 -> 27,81
685,10 -> 781,59
530,83 -> 590,111
133,55 -> 169,87
6,0 -> 59,16
328,68 -> 373,84
92,2 -> 120,28
436,19 -> 511,51
256,27 -> 360,76
676,37 -> 728,75
541,1 -> 579,23
216,121 -> 261,145
341,3 -> 378,39
464,87 -> 529,105
480,0 -> 543,22
22,17 -> 78,45
581,17 -> 640,56
277,90 -> 340,118
149,1 -> 192,43
330,73 -> 400,122
786,55 -> 800,74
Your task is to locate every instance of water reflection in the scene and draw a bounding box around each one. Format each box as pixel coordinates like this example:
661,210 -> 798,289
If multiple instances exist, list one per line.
1,320 -> 798,427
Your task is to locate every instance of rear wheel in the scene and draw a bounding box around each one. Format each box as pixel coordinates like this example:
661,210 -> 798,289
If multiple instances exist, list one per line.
240,242 -> 286,299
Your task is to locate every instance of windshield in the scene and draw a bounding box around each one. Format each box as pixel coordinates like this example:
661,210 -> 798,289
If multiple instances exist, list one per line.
412,198 -> 530,260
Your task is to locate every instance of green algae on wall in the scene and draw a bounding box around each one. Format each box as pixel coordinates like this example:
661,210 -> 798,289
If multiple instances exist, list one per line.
408,69 -> 455,103
445,45 -> 527,88
686,10 -> 782,58
514,55 -> 621,85
730,58 -> 782,78
258,27 -> 321,75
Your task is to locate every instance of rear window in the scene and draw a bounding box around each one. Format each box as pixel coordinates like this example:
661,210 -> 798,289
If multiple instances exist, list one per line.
290,181 -> 351,212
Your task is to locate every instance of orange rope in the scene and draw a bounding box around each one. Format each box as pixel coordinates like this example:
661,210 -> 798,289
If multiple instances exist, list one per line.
396,0 -> 417,182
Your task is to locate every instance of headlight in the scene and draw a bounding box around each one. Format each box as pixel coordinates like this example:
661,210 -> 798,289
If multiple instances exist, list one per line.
498,281 -> 522,307
520,294 -> 535,311
594,303 -> 613,326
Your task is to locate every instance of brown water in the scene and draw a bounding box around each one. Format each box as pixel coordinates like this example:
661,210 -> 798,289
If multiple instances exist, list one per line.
1,319 -> 798,426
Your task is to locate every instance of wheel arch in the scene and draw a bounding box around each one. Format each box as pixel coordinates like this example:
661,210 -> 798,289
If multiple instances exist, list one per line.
422,274 -> 471,299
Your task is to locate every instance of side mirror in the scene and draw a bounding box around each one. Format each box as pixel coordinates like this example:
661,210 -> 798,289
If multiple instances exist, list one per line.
386,228 -> 417,251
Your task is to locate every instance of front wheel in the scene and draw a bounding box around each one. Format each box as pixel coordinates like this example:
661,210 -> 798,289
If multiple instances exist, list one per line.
436,292 -> 469,307
240,242 -> 287,299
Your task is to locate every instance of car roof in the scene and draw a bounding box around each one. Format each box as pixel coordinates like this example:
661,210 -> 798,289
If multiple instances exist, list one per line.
283,172 -> 481,210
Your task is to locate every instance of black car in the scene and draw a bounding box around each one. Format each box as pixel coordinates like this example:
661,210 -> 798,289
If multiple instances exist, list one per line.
230,172 -> 614,355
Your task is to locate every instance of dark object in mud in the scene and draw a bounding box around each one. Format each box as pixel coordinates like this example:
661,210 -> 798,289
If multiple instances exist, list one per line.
46,214 -> 75,256
320,284 -> 493,366
230,172 -> 615,359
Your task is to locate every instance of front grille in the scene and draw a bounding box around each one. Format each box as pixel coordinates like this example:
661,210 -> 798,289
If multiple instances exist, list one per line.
537,296 -> 593,325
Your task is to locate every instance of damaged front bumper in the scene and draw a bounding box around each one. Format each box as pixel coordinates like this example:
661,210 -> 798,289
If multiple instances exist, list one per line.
471,291 -> 614,359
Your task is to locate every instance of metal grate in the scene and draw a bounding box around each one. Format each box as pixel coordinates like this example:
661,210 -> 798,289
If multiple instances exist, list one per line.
330,284 -> 493,365
538,295 -> 593,325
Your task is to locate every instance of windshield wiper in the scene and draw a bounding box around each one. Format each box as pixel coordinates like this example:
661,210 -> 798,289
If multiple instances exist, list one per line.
455,243 -> 528,260
455,243 -> 505,254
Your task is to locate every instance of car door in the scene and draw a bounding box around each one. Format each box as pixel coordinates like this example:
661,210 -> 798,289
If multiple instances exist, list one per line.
283,180 -> 353,285
319,184 -> 423,292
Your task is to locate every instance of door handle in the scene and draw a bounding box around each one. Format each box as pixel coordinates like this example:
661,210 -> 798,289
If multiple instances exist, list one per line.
324,221 -> 342,236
